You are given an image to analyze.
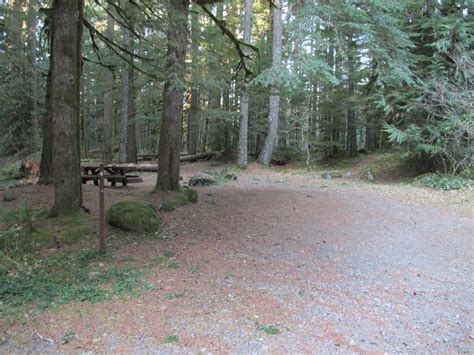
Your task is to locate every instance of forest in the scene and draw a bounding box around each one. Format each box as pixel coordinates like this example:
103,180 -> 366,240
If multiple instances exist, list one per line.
0,0 -> 473,353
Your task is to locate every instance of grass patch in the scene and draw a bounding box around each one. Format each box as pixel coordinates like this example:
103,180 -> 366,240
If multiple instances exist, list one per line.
159,188 -> 198,212
161,335 -> 180,344
414,173 -> 473,190
0,203 -> 53,258
163,250 -> 176,258
57,213 -> 92,246
223,271 -> 234,280
0,162 -> 24,183
188,264 -> 199,273
0,249 -> 145,317
106,201 -> 161,234
2,192 -> 17,202
152,256 -> 165,265
166,291 -> 183,300
259,325 -> 281,335
359,152 -> 424,182
61,331 -> 76,344
167,262 -> 179,269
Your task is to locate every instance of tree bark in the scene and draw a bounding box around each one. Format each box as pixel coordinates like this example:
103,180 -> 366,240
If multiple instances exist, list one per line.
346,36 -> 358,157
258,0 -> 282,165
102,13 -> 115,163
26,0 -> 38,154
156,0 -> 189,191
51,0 -> 84,216
118,66 -> 129,163
38,69 -> 53,185
126,61 -> 137,163
237,0 -> 253,168
188,6 -> 200,155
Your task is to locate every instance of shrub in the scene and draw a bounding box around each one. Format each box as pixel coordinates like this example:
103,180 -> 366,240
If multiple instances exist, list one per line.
106,201 -> 161,234
414,173 -> 473,190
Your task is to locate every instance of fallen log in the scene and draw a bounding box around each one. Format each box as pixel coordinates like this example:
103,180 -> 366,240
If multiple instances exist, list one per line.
180,152 -> 215,162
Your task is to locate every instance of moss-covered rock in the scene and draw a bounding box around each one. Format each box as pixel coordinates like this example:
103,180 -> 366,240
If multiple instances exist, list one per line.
106,201 -> 161,233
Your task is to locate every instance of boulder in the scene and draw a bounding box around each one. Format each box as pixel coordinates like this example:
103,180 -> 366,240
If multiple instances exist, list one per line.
106,201 -> 160,234
188,172 -> 217,187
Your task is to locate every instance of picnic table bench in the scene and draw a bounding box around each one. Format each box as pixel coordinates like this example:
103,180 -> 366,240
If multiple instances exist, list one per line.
81,164 -> 140,187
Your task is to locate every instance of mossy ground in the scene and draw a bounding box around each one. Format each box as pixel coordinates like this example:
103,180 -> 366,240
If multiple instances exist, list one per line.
159,188 -> 198,212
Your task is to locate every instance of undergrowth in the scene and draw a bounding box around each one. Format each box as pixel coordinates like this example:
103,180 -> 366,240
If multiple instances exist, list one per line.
203,169 -> 237,185
414,173 -> 473,190
0,203 -> 154,320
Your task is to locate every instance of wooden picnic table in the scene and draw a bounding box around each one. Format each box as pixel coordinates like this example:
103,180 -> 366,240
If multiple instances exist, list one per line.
81,163 -> 138,187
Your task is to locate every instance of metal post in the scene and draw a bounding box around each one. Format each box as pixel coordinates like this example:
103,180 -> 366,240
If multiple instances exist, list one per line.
99,164 -> 106,254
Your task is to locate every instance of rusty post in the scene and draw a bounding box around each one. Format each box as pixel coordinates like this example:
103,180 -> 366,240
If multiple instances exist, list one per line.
99,164 -> 106,254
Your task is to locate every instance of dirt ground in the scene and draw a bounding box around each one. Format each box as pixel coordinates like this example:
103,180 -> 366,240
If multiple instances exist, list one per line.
1,162 -> 473,353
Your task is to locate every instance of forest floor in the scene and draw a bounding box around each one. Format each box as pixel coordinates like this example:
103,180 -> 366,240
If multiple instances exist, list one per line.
1,159 -> 473,353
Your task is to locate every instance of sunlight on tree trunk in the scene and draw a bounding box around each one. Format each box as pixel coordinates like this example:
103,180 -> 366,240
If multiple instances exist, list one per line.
237,0 -> 253,169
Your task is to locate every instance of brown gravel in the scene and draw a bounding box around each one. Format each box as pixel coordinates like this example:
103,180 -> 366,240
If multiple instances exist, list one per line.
1,162 -> 473,353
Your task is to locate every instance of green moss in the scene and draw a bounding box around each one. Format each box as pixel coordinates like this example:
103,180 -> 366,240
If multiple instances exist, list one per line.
183,187 -> 198,203
106,201 -> 161,234
159,189 -> 198,212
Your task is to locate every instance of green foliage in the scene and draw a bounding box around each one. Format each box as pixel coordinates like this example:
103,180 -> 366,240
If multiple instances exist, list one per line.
58,213 -> 92,246
167,262 -> 179,269
203,169 -> 237,185
161,335 -> 180,344
223,271 -> 234,280
2,192 -> 17,202
0,249 -> 144,315
0,162 -> 24,182
259,325 -> 281,335
183,187 -> 198,203
61,331 -> 77,345
359,152 -> 424,181
163,250 -> 175,258
0,203 -> 51,258
414,173 -> 473,190
106,201 -> 161,234
166,291 -> 183,300
159,188 -> 198,212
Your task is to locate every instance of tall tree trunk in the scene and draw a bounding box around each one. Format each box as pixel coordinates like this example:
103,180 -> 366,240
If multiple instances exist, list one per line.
26,0 -> 38,154
102,13 -> 115,163
156,0 -> 189,191
9,0 -> 27,154
126,62 -> 137,163
346,37 -> 357,157
258,0 -> 282,165
39,69 -> 53,184
187,6 -> 200,155
237,0 -> 253,168
51,0 -> 84,216
118,66 -> 129,163
81,74 -> 87,157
